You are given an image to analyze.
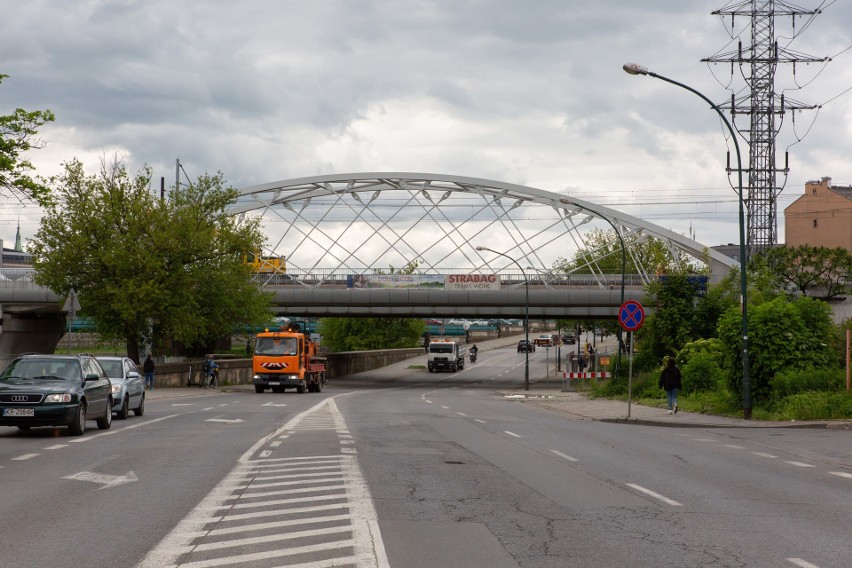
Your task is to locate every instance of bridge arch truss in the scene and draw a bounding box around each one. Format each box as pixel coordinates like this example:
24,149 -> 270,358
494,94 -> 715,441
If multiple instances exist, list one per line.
230,173 -> 737,288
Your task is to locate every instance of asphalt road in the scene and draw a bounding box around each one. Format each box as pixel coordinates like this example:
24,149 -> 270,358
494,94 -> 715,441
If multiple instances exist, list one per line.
0,344 -> 849,568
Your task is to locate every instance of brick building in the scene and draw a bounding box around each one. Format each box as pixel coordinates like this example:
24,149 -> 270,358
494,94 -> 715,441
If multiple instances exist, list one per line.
784,177 -> 852,252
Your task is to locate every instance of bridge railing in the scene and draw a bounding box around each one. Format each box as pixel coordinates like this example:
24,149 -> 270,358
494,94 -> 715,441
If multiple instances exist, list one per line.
252,269 -> 647,289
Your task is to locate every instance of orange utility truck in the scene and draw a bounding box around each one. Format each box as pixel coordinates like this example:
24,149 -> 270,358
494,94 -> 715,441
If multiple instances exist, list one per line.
252,325 -> 326,393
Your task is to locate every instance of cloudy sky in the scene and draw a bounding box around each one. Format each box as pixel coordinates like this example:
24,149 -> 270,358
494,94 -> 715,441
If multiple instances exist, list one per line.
1,0 -> 850,253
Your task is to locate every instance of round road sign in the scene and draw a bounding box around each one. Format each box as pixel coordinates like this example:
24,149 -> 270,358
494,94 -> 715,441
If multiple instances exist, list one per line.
619,300 -> 645,331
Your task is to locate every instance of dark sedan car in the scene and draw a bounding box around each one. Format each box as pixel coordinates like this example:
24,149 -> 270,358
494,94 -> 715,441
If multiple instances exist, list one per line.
517,339 -> 535,353
0,354 -> 113,436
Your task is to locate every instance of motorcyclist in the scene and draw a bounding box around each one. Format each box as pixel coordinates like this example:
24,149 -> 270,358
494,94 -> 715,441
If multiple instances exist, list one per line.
469,344 -> 479,362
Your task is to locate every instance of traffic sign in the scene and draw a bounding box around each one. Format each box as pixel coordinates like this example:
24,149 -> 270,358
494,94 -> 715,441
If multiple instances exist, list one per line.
618,300 -> 645,331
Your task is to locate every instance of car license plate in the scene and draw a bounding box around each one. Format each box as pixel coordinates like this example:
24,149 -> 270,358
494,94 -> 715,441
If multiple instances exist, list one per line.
3,408 -> 35,417
268,381 -> 280,386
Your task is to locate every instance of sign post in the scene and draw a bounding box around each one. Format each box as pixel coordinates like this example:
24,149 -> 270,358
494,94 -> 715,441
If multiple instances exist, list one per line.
618,300 -> 645,418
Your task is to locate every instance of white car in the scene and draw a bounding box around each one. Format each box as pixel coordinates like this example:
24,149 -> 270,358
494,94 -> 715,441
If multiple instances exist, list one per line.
448,319 -> 470,327
97,356 -> 145,420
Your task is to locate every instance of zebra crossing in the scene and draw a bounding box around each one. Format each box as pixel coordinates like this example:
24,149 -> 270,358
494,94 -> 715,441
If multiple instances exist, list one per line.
137,397 -> 389,568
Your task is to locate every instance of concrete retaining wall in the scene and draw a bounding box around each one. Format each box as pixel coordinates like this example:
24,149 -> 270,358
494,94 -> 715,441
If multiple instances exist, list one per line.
147,348 -> 425,388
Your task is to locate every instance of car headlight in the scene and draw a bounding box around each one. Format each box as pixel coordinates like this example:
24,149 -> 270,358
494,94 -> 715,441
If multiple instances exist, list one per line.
111,384 -> 121,394
45,393 -> 73,403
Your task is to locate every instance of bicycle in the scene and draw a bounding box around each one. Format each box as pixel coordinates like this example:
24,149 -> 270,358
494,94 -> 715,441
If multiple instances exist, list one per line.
204,367 -> 218,389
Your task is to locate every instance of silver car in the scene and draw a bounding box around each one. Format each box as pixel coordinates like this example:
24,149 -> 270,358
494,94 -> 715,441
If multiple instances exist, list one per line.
97,356 -> 145,419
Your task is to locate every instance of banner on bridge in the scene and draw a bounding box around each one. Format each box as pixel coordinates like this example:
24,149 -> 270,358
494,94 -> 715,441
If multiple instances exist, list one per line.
347,274 -> 444,288
444,274 -> 501,290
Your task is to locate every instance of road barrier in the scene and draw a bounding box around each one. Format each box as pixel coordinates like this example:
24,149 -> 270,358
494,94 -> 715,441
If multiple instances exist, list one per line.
561,371 -> 611,392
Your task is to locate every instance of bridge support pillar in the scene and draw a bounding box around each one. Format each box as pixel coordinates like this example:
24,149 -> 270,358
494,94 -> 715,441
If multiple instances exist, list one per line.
0,306 -> 66,369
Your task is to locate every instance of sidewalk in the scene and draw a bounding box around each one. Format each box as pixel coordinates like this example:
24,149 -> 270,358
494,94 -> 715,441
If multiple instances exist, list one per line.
497,387 -> 851,430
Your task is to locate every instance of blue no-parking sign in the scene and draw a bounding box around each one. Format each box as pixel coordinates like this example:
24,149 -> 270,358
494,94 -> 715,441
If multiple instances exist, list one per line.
618,300 -> 645,331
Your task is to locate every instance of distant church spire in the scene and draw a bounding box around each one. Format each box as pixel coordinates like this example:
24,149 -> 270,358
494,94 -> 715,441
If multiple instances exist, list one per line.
14,219 -> 22,252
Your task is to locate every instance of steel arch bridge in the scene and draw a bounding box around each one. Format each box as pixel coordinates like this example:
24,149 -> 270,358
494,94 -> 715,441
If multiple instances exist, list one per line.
228,173 -> 737,318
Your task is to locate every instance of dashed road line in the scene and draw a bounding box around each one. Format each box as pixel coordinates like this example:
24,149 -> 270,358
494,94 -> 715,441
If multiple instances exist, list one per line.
626,483 -> 683,507
828,471 -> 852,479
550,450 -> 579,462
11,453 -> 39,461
505,431 -> 522,438
785,461 -> 815,468
753,452 -> 777,459
787,558 -> 821,568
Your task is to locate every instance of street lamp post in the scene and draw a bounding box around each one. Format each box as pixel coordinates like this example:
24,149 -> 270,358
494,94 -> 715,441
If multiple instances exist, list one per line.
623,62 -> 752,419
478,246 -> 530,390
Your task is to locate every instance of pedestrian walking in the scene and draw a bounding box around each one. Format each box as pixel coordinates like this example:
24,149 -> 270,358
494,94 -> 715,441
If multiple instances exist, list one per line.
143,353 -> 155,391
659,358 -> 682,414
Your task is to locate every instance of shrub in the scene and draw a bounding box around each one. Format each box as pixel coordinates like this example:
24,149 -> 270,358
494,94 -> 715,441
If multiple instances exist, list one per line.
772,392 -> 852,421
680,351 -> 725,393
770,366 -> 846,398
675,338 -> 723,368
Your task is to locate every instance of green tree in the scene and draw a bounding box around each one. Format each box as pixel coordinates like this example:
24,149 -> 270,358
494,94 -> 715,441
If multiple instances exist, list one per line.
0,75 -> 55,204
318,318 -> 425,351
554,229 -> 702,276
30,158 -> 271,361
751,245 -> 852,300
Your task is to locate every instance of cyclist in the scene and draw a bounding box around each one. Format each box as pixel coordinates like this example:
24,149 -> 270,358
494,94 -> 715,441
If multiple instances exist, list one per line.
203,355 -> 219,388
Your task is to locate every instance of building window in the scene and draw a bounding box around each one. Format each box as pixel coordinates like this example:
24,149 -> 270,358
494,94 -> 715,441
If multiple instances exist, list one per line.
813,219 -> 818,228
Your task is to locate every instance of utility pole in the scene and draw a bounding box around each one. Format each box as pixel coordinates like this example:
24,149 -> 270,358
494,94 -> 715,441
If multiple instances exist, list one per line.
702,1 -> 828,256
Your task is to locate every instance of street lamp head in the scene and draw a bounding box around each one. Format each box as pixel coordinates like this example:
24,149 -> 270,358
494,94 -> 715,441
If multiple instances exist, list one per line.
475,246 -> 486,251
623,62 -> 649,76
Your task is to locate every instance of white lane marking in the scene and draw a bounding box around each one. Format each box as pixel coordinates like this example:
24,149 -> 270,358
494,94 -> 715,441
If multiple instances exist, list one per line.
172,403 -> 195,407
424,400 -> 433,404
262,401 -> 287,407
694,438 -> 717,442
259,450 -> 271,458
626,483 -> 683,507
137,396 -> 390,568
269,441 -> 281,448
787,558 -> 821,568
550,450 -> 579,462
828,471 -> 852,479
203,407 -> 215,411
68,414 -> 179,443
44,444 -> 68,450
457,412 -> 467,417
753,452 -> 777,458
785,461 -> 815,468
505,431 -> 522,438
64,470 -> 138,489
11,453 -> 39,461
205,418 -> 245,424
474,419 -> 486,424
723,444 -> 746,449
441,405 -> 449,409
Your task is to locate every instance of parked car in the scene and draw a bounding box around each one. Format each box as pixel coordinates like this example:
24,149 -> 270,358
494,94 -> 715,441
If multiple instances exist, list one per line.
562,334 -> 577,344
97,356 -> 145,419
0,354 -> 113,436
517,339 -> 535,353
448,319 -> 471,327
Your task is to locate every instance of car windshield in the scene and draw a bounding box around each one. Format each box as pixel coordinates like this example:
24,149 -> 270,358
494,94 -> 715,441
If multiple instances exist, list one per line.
255,337 -> 298,356
99,360 -> 123,378
0,358 -> 80,381
429,344 -> 454,353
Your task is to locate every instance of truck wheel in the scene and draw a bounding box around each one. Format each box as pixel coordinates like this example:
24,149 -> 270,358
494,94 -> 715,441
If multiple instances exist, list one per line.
254,385 -> 265,393
314,377 -> 322,393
